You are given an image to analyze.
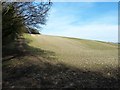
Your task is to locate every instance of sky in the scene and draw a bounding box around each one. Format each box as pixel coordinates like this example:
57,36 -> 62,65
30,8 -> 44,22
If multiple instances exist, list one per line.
41,2 -> 118,43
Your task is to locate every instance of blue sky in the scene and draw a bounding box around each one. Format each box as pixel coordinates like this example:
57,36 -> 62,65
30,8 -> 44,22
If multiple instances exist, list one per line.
41,2 -> 118,42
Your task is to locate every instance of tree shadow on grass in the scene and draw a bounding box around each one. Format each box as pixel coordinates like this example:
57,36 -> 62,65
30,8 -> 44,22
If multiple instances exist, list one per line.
3,37 -> 56,62
2,37 -> 119,89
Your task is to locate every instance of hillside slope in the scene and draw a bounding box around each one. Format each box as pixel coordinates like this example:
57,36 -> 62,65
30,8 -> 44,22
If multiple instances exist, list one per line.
24,34 -> 118,73
3,34 -> 119,88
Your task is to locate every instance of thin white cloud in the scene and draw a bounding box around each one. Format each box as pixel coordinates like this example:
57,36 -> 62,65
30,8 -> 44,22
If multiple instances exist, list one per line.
43,21 -> 118,42
43,14 -> 118,42
42,2 -> 118,42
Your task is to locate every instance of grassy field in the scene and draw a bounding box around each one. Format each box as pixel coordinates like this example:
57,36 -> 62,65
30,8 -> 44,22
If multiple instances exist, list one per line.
24,34 -> 118,73
3,34 -> 119,88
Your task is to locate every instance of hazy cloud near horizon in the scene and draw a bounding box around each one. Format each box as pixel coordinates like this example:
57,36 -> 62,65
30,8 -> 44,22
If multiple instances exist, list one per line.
41,2 -> 118,42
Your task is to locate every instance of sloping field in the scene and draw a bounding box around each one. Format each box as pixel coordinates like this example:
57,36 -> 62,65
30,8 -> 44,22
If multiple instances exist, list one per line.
24,34 -> 118,76
3,34 -> 119,88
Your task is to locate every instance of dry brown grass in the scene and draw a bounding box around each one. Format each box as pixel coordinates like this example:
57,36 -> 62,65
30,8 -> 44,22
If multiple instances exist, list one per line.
3,34 -> 119,88
25,34 -> 118,75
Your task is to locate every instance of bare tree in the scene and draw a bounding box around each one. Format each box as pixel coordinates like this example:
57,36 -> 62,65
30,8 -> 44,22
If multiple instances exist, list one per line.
2,1 -> 52,44
2,1 -> 52,28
